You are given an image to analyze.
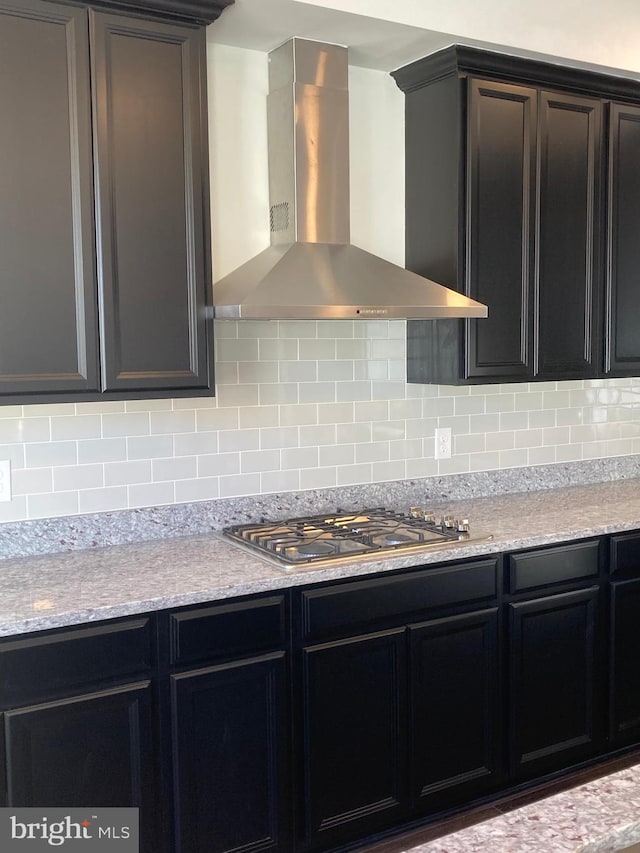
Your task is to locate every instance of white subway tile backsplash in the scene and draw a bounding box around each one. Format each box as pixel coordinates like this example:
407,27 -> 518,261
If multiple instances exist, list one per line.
219,429 -> 260,453
54,464 -> 104,492
219,473 -> 261,498
260,470 -> 300,493
216,384 -> 260,407
240,449 -> 281,474
0,417 -> 50,444
105,460 -> 152,487
26,441 -> 77,469
51,415 -> 102,441
337,463 -> 372,485
129,482 -> 176,507
77,487 -> 128,513
150,410 -> 195,435
1,320 -> 640,523
174,477 -> 219,503
12,468 -> 53,496
103,412 -> 150,438
28,491 -> 79,519
198,452 -> 240,477
298,382 -> 337,404
127,435 -> 174,461
337,423 -> 372,444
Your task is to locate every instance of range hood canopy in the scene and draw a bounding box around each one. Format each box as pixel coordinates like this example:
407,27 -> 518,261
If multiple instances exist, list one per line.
212,38 -> 488,321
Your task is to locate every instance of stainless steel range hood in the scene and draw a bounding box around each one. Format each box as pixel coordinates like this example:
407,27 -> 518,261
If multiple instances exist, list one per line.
212,38 -> 488,321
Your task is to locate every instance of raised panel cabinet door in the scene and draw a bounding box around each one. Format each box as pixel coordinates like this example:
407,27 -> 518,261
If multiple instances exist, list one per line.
536,92 -> 603,379
465,78 -> 537,381
609,578 -> 640,745
605,103 -> 640,375
508,587 -> 602,779
300,629 -> 407,850
0,0 -> 99,396
3,682 -> 157,850
409,608 -> 501,812
91,11 -> 212,393
170,652 -> 289,853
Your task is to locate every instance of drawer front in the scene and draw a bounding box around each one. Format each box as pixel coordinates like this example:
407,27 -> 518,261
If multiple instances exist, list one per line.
610,532 -> 640,577
508,540 -> 601,594
0,617 -> 152,708
169,595 -> 287,667
300,559 -> 499,643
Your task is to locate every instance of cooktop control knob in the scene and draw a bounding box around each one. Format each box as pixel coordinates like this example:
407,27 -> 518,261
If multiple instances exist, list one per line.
423,511 -> 436,524
443,515 -> 456,529
457,519 -> 470,533
409,506 -> 424,519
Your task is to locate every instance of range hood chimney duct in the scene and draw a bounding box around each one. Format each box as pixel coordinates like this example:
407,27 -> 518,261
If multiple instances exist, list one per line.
212,38 -> 488,321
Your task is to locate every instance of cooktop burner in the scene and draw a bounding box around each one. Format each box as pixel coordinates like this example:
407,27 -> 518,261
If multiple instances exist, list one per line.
222,507 -> 489,567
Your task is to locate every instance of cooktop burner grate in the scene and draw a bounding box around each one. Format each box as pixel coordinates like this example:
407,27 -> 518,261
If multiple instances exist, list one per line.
222,507 -> 487,567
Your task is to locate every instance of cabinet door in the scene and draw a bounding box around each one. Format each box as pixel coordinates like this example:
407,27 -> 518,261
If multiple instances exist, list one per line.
300,629 -> 407,850
171,652 -> 289,853
605,103 -> 640,375
536,92 -> 602,379
465,78 -> 537,381
609,578 -> 640,745
508,587 -> 602,779
409,608 -> 501,812
91,11 -> 212,393
0,0 -> 99,396
2,682 -> 156,849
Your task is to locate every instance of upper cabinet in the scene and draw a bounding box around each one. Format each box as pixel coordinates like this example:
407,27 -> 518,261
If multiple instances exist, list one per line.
0,0 -> 230,403
393,46 -> 639,385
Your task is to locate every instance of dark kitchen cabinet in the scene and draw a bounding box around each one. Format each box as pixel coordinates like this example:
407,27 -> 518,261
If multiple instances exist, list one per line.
0,0 -> 99,396
605,103 -> 640,376
409,607 -> 501,813
0,617 -> 158,851
394,47 -> 604,385
164,595 -> 291,853
0,0 -> 218,403
295,558 -> 500,850
506,539 -> 605,780
608,532 -> 640,745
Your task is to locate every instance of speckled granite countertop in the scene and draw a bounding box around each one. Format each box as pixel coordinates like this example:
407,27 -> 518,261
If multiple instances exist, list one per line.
409,762 -> 640,852
1,477 -> 640,637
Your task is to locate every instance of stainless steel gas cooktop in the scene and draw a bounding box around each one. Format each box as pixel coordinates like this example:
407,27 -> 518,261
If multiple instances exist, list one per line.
222,507 -> 491,567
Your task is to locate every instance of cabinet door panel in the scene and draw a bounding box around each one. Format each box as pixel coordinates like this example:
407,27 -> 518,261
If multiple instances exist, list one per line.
0,0 -> 99,395
466,79 -> 537,380
171,653 -> 289,853
610,578 -> 640,744
3,682 -> 156,847
508,587 -> 602,778
605,103 -> 640,375
301,629 -> 407,849
410,608 -> 501,810
91,12 -> 211,392
536,92 -> 602,378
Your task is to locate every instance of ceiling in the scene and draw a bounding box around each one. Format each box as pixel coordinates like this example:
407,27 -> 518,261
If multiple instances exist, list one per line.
208,0 -> 640,75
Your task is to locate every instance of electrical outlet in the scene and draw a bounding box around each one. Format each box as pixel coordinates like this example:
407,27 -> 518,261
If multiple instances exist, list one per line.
434,428 -> 452,460
0,459 -> 11,502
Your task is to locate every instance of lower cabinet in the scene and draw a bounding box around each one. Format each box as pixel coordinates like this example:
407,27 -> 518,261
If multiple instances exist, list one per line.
162,594 -> 291,853
507,587 -> 603,779
410,608 -> 501,812
170,652 -> 289,853
300,629 -> 408,849
0,617 -> 159,852
296,558 -> 501,850
609,532 -> 640,745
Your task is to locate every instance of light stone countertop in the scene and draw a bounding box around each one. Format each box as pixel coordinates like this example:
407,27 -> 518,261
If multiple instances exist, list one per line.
1,477 -> 640,637
407,762 -> 640,852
